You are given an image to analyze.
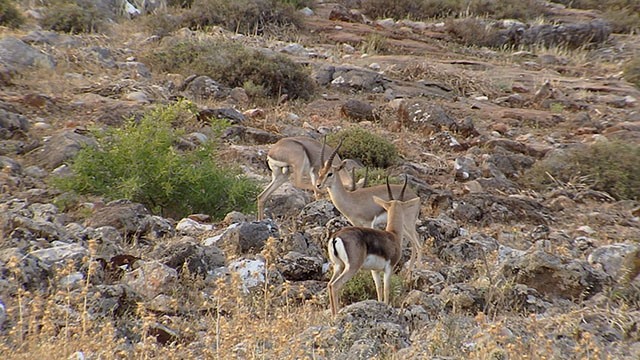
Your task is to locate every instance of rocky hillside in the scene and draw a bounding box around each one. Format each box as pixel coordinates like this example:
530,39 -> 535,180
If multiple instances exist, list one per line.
1,0 -> 639,358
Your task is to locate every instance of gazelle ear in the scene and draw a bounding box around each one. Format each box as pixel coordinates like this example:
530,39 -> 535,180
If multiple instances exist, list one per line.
373,196 -> 388,208
337,159 -> 350,171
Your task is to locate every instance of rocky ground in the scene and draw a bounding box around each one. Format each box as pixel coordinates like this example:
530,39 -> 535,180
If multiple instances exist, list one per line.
1,1 -> 639,359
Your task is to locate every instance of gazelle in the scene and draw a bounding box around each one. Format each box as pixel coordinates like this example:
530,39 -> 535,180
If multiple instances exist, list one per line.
257,136 -> 354,220
315,142 -> 422,273
327,178 -> 421,316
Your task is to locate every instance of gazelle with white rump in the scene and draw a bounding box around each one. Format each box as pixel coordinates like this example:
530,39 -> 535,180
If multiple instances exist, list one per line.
315,140 -> 423,272
327,178 -> 421,316
257,136 -> 354,220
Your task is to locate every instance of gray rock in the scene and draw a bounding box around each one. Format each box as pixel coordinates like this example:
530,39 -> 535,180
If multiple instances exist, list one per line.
500,249 -> 607,300
440,283 -> 484,312
0,107 -> 29,140
29,242 -> 89,265
588,243 -> 640,280
452,193 -> 551,224
0,248 -> 50,291
0,36 -> 56,69
182,75 -> 230,100
198,107 -> 246,124
158,238 -> 225,276
454,156 -> 480,181
438,233 -> 498,263
35,130 -> 97,169
275,251 -> 324,281
221,125 -> 282,144
298,199 -> 339,227
409,270 -> 446,293
84,200 -> 151,239
217,220 -> 279,256
121,260 -> 178,299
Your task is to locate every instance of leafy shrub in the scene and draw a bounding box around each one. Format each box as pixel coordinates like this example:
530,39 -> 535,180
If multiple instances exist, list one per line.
339,271 -> 404,306
53,101 -> 260,219
40,0 -> 103,33
327,127 -> 398,168
143,38 -> 315,100
624,58 -> 640,88
523,140 -> 640,201
0,0 -> 24,28
182,0 -> 303,35
352,167 -> 404,187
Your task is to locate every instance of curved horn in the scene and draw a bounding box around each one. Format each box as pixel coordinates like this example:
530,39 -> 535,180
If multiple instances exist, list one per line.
326,137 -> 344,166
386,176 -> 393,200
400,174 -> 408,200
320,135 -> 327,165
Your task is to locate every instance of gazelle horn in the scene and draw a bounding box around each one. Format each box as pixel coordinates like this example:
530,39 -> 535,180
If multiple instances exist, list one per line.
326,137 -> 344,166
320,135 -> 327,165
386,176 -> 393,200
400,174 -> 408,200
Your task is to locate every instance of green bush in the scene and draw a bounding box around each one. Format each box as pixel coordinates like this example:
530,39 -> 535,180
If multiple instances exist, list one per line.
143,38 -> 315,100
53,101 -> 260,219
339,271 -> 404,306
523,140 -> 640,201
624,58 -> 640,88
327,127 -> 398,168
40,0 -> 103,33
0,0 -> 24,28
182,0 -> 303,35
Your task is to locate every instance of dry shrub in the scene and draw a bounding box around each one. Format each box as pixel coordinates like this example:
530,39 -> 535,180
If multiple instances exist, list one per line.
142,38 -> 315,100
0,0 -> 23,28
623,58 -> 640,88
352,0 -> 548,21
40,0 -> 105,33
445,17 -> 505,48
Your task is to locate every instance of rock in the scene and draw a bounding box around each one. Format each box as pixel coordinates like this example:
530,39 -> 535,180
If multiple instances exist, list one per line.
500,249 -> 607,300
0,36 -> 56,70
34,130 -> 97,169
121,260 -> 178,299
197,107 -> 246,125
221,125 -> 281,144
175,218 -> 214,235
454,156 -> 480,181
84,200 -> 151,239
0,248 -> 50,291
181,75 -> 229,100
328,4 -> 364,23
440,283 -> 484,312
86,284 -> 142,317
588,243 -> 640,280
437,234 -> 498,263
260,182 -> 312,220
410,270 -> 446,294
275,251 -> 324,281
340,99 -> 375,121
217,220 -> 279,256
298,199 -> 340,227
0,107 -> 29,140
158,238 -> 225,276
227,258 -> 281,292
328,66 -> 387,93
29,242 -> 89,265
452,193 -> 551,224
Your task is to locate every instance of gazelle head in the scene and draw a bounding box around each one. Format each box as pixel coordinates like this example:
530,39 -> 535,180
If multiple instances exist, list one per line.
316,137 -> 345,190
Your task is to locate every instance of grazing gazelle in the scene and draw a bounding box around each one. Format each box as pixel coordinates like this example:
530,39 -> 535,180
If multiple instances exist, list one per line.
257,136 -> 354,220
327,178 -> 421,316
315,142 -> 422,273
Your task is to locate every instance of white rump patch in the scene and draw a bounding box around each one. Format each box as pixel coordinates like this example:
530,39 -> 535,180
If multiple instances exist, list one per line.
362,254 -> 389,271
330,237 -> 349,266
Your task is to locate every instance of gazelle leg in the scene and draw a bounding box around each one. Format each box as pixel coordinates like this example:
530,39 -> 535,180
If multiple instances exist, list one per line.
328,264 -> 360,316
383,264 -> 392,304
371,270 -> 383,302
257,166 -> 289,220
328,262 -> 344,316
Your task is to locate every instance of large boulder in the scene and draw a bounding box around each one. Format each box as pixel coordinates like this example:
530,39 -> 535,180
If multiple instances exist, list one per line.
0,36 -> 56,70
34,130 -> 97,169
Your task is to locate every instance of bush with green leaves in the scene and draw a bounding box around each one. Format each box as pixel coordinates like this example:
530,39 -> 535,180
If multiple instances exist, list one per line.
53,101 -> 260,219
0,0 -> 24,28
40,0 -> 103,33
523,140 -> 640,201
327,127 -> 398,168
143,38 -> 315,100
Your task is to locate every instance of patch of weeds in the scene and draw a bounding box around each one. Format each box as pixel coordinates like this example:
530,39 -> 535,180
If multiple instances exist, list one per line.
339,271 -> 404,306
327,127 -> 398,168
623,58 -> 640,88
523,140 -> 640,201
0,0 -> 24,28
40,0 -> 105,33
52,101 -> 260,219
143,38 -> 315,100
360,33 -> 391,55
549,102 -> 564,113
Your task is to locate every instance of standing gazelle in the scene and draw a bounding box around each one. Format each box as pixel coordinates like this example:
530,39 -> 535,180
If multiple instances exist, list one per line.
257,136 -> 354,220
327,178 -> 421,316
315,141 -> 422,272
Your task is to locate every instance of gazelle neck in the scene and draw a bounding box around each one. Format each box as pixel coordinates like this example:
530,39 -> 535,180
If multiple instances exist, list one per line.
384,202 -> 405,238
